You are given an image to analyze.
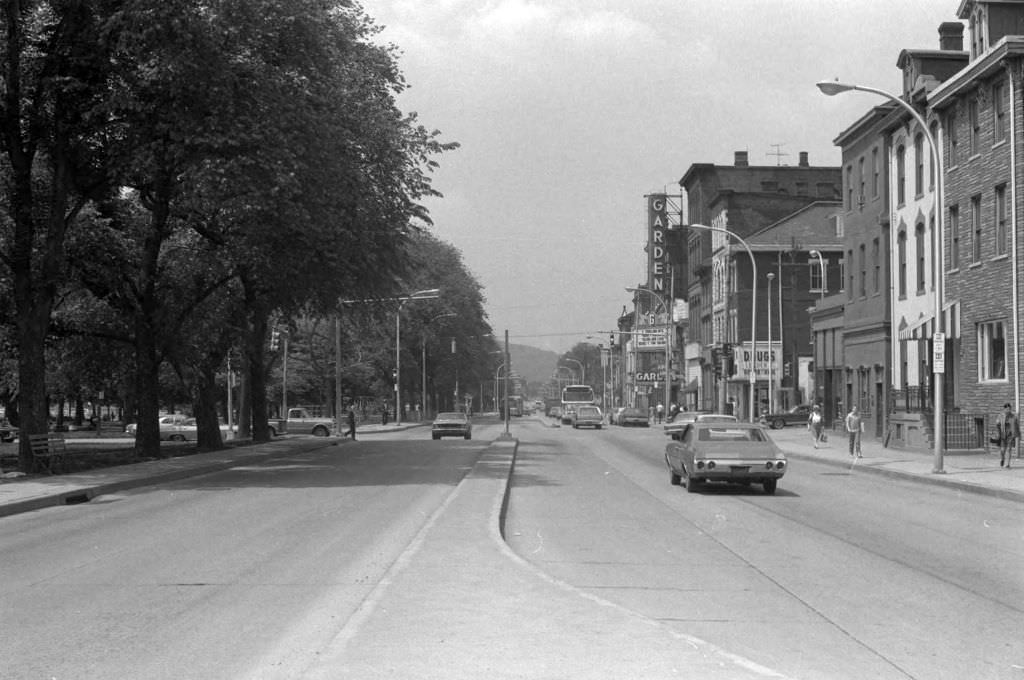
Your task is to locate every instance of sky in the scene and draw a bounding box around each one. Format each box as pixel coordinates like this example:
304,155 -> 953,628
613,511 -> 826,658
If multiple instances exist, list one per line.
363,0 -> 960,353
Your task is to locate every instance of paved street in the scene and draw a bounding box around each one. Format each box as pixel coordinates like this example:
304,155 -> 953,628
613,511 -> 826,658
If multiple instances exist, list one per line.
1,416 -> 1023,679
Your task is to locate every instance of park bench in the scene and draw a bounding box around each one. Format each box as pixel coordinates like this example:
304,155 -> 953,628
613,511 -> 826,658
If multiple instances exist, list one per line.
28,433 -> 67,474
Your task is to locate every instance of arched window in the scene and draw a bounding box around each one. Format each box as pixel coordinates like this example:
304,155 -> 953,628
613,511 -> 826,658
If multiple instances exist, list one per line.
914,134 -> 924,196
896,145 -> 906,205
915,223 -> 926,293
897,231 -> 908,298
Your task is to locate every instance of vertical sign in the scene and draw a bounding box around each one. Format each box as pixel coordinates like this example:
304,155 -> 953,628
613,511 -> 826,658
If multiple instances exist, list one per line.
648,194 -> 669,295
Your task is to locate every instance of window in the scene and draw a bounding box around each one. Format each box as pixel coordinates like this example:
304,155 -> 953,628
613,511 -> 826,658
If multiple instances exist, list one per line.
914,134 -> 924,196
859,243 -> 866,297
915,224 -> 926,293
930,216 -> 936,290
810,258 -> 824,292
947,111 -> 959,165
971,195 -> 982,263
950,205 -> 960,269
996,184 -> 1008,256
846,165 -> 854,210
847,249 -> 855,299
897,232 -> 907,298
929,122 -> 939,188
839,254 -> 846,293
858,157 -> 865,206
872,238 -> 880,293
978,321 -> 1007,381
994,80 -> 1008,142
896,145 -> 906,205
872,147 -> 880,197
969,96 -> 981,156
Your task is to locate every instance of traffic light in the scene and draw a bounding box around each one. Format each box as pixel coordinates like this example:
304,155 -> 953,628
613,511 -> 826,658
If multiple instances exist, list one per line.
270,328 -> 280,351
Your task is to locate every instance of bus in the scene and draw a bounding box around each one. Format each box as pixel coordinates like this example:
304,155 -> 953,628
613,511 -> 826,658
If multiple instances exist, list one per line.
560,384 -> 596,424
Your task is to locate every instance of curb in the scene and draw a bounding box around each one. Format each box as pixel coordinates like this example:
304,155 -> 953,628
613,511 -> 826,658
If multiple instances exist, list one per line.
784,448 -> 1024,504
0,439 -> 341,519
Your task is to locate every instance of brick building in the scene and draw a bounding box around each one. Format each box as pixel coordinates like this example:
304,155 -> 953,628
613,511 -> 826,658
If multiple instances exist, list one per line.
679,152 -> 842,420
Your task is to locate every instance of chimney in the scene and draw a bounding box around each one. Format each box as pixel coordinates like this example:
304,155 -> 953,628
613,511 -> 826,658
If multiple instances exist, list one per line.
734,151 -> 749,167
799,151 -> 809,167
938,21 -> 964,51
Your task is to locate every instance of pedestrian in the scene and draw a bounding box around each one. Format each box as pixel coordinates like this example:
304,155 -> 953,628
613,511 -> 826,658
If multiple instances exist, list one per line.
656,402 -> 664,424
997,402 -> 1020,468
807,404 -> 824,448
346,406 -> 357,441
844,405 -> 863,457
381,403 -> 389,426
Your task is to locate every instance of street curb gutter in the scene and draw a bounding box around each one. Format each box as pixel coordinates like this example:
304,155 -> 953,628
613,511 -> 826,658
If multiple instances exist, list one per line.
785,449 -> 1024,503
0,439 -> 342,519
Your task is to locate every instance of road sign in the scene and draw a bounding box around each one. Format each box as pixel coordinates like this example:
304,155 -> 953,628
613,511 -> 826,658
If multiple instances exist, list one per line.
932,332 -> 945,373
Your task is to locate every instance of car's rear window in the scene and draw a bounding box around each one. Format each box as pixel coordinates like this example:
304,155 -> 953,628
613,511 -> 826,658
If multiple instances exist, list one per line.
697,428 -> 767,442
437,413 -> 465,420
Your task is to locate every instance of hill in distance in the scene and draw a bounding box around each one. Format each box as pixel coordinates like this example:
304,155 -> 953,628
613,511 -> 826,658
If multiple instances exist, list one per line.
507,343 -> 560,387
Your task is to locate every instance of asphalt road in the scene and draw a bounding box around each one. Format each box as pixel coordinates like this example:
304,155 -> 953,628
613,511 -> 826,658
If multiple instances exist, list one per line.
0,424 -> 492,680
506,418 -> 1024,680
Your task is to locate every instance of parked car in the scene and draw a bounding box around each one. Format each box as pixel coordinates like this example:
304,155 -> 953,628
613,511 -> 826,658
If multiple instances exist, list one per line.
664,421 -> 787,495
666,411 -> 738,428
432,412 -> 472,440
125,415 -> 231,441
571,405 -> 603,429
125,414 -> 189,439
760,404 -> 814,429
548,406 -> 563,420
615,407 -> 649,427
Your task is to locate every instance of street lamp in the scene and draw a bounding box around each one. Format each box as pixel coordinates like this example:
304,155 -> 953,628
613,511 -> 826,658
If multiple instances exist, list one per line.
626,286 -> 672,418
395,288 -> 440,426
682,224 -> 759,423
562,357 -> 585,384
767,272 -> 775,417
423,312 -> 457,419
808,249 -> 826,301
816,79 -> 946,473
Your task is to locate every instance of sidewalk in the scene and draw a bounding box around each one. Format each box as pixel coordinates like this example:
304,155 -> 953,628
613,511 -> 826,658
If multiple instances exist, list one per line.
768,425 -> 1024,503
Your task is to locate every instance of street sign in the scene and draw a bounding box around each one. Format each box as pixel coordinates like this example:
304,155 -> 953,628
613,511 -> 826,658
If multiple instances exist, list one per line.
932,332 -> 945,373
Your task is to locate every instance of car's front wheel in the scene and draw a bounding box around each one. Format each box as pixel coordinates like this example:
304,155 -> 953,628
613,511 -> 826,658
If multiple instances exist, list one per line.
312,425 -> 329,437
169,434 -> 186,442
669,467 -> 681,486
763,478 -> 778,495
771,418 -> 785,429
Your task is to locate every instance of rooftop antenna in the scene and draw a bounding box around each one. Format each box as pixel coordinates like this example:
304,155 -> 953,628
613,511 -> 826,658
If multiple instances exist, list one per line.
767,143 -> 789,166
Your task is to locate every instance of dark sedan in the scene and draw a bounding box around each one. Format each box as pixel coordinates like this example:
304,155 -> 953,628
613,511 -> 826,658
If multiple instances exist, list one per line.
616,407 -> 649,427
759,404 -> 814,429
431,412 -> 472,440
665,421 -> 787,495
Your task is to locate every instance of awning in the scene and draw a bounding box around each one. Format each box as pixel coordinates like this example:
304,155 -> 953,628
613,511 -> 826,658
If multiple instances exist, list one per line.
681,379 -> 699,394
897,300 -> 960,341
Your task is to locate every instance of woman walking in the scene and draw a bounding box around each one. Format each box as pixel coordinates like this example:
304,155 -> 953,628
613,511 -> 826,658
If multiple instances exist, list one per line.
807,404 -> 824,448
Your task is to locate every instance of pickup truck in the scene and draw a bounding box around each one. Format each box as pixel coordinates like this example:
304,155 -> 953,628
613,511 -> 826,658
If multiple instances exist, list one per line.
269,407 -> 336,437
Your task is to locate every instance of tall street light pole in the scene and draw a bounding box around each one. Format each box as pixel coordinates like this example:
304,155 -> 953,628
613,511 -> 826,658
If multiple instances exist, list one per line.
562,357 -> 585,384
816,79 -> 946,473
395,288 -> 440,427
767,272 -> 775,416
626,286 -> 672,417
682,224 -> 759,422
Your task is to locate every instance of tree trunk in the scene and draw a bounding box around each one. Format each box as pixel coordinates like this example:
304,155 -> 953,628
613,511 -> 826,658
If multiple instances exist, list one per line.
194,364 -> 223,450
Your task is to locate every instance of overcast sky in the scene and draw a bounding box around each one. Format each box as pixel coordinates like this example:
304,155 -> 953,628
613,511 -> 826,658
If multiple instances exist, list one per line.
364,0 -> 959,353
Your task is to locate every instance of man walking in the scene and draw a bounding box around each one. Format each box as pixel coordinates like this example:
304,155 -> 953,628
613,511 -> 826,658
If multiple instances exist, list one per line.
845,405 -> 863,458
998,402 -> 1019,468
346,406 -> 357,441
